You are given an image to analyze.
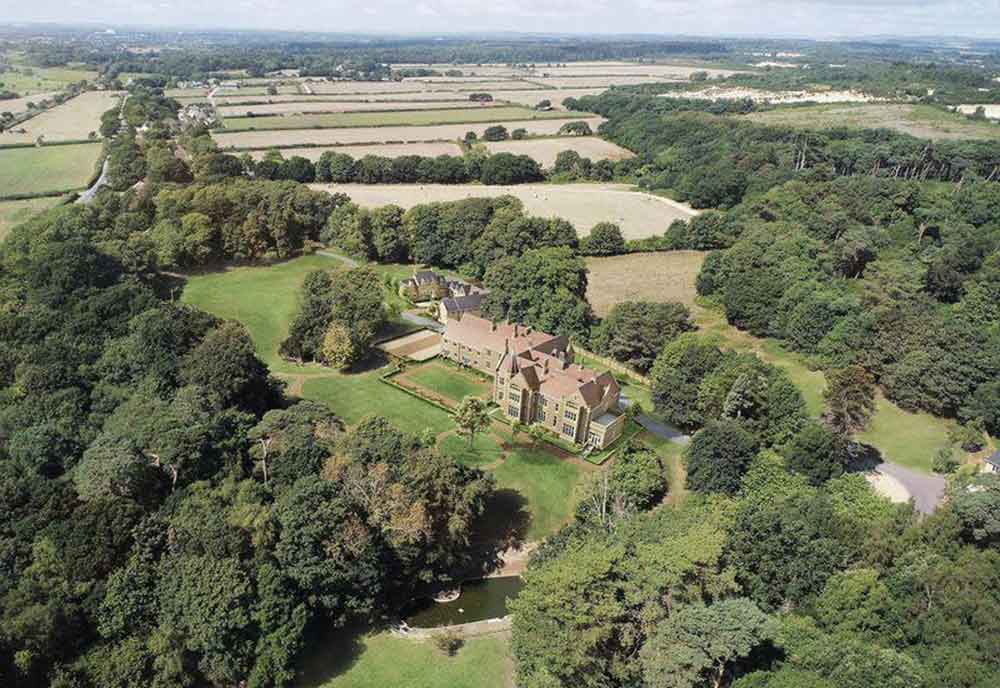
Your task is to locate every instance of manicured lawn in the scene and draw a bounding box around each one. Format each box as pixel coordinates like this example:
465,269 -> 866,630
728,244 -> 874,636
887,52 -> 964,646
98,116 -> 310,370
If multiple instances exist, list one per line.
439,426 -> 586,541
438,433 -> 505,467
222,105 -> 583,130
0,143 -> 103,197
297,631 -> 512,688
402,360 -> 490,404
301,372 -> 455,437
181,254 -> 337,372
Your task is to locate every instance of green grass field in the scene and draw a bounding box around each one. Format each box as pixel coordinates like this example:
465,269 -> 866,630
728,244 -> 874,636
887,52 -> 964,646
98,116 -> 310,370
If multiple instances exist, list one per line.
0,143 -> 102,197
0,196 -> 62,240
401,360 -> 491,404
298,631 -> 512,688
0,65 -> 98,96
746,103 -> 1000,142
222,106 -> 584,131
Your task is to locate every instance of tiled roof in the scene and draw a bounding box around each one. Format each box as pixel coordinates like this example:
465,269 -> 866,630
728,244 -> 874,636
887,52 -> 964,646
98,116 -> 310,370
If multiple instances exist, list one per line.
441,292 -> 485,314
445,314 -> 562,354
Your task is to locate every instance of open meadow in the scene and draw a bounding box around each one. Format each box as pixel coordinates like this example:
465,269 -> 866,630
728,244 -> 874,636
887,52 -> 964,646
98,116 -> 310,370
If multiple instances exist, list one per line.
221,105 -> 582,130
1,91 -> 122,144
0,91 -> 62,115
213,116 -> 606,148
310,182 -> 697,239
0,196 -> 62,240
0,143 -> 103,197
0,64 -> 97,96
585,251 -> 707,316
745,103 -> 1000,141
483,137 -> 633,168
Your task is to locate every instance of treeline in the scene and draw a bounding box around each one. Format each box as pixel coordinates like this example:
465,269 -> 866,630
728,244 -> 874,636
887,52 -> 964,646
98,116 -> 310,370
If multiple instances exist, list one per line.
573,91 -> 1000,208
0,182 -> 497,687
694,175 -> 1000,426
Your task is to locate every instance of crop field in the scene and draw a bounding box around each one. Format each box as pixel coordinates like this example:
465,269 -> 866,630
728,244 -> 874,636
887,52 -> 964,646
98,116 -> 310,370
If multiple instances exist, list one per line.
585,250 -> 708,316
220,105 -> 582,131
745,103 -> 1000,141
213,117 -> 606,149
393,61 -> 741,80
483,137 -> 633,168
0,143 -> 102,197
0,196 -> 62,240
310,182 -> 697,239
1,91 -> 122,144
246,142 -> 464,160
659,86 -> 879,104
217,99 -> 500,117
528,75 -> 700,88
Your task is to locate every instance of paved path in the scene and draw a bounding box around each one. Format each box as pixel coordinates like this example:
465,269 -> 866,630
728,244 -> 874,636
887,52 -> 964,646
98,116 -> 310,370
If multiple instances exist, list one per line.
76,158 -> 109,204
618,394 -> 690,446
873,461 -> 946,515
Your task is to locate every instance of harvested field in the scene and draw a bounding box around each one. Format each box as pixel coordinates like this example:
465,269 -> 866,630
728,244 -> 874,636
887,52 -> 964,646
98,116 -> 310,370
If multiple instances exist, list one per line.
0,91 -> 62,115
165,88 -> 209,98
213,92 -> 493,106
957,104 -> 1000,119
483,137 -> 633,168
0,196 -> 62,240
309,80 -> 540,95
0,143 -> 103,197
378,329 -> 443,362
393,62 -> 741,80
745,103 -> 1000,141
1,91 -> 122,144
496,88 -> 608,109
246,142 -> 463,160
213,117 -> 606,149
309,182 -> 698,240
585,251 -> 708,317
216,99 -> 500,117
220,105 -> 581,131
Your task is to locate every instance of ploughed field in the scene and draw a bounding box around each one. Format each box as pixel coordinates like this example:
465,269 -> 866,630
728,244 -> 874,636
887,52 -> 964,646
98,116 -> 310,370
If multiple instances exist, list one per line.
309,182 -> 698,239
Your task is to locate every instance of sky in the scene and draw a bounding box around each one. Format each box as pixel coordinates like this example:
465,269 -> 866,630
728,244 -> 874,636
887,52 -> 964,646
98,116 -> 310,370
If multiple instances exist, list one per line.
5,0 -> 1000,40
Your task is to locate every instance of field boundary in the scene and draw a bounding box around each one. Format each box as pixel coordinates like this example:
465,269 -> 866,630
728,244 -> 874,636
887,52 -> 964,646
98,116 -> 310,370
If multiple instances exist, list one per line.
575,346 -> 652,386
218,110 -> 587,133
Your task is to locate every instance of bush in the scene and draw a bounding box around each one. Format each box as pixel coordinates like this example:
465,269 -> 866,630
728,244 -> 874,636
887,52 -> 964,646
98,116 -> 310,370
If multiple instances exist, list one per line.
434,629 -> 465,656
482,125 -> 509,142
932,447 -> 960,474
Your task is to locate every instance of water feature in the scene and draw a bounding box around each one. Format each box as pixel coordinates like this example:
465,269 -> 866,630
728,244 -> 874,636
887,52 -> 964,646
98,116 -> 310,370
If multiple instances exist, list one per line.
404,576 -> 524,628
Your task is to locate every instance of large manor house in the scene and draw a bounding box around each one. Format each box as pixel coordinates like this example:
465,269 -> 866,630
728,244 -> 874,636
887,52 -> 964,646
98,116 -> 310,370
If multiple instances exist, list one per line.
442,313 -> 625,450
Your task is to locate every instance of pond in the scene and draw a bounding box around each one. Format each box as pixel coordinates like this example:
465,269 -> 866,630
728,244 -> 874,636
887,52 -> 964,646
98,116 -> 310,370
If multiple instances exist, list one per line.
404,576 -> 524,628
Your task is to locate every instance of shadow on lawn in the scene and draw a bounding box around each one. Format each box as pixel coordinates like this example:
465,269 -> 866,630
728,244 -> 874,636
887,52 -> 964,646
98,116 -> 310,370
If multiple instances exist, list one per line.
468,489 -> 531,570
296,623 -> 368,688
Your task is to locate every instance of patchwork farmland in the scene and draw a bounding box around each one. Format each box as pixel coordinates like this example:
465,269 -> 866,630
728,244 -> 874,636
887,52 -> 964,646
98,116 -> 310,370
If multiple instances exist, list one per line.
309,182 -> 698,239
213,116 -> 606,149
245,142 -> 464,160
216,99 -> 502,117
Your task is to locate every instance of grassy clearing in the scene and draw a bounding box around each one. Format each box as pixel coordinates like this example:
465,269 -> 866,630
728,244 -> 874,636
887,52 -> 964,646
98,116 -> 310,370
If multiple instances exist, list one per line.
694,306 -> 956,472
222,105 -> 585,131
439,433 -> 505,467
0,143 -> 103,197
586,250 -> 708,317
0,196 -> 62,240
297,630 -> 512,688
745,103 -> 1000,141
638,432 -> 688,504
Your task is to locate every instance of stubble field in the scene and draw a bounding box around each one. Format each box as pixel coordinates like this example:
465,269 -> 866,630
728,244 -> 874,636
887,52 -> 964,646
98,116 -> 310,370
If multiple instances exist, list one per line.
1,91 -> 122,144
585,250 -> 708,316
483,137 -> 633,168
